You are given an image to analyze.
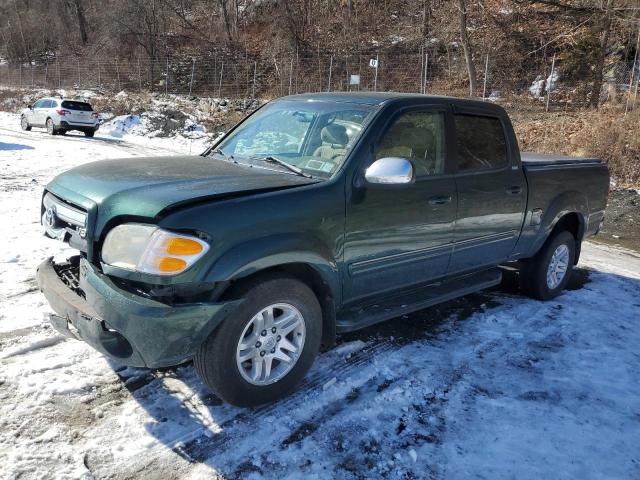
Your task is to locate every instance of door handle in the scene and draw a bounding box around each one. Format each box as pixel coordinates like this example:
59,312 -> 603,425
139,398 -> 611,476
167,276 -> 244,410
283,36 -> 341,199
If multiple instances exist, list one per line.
428,195 -> 452,206
506,186 -> 522,195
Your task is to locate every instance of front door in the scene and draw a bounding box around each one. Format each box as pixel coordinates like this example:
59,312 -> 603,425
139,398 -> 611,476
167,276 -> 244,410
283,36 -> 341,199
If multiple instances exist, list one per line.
449,110 -> 527,273
30,99 -> 46,126
344,106 -> 457,303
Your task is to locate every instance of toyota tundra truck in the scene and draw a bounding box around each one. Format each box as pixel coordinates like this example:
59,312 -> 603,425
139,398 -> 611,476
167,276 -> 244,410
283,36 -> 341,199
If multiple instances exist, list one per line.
36,93 -> 609,407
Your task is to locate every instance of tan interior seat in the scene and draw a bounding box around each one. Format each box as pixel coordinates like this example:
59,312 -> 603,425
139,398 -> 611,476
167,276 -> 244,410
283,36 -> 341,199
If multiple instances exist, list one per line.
377,121 -> 440,175
313,124 -> 349,161
376,121 -> 424,159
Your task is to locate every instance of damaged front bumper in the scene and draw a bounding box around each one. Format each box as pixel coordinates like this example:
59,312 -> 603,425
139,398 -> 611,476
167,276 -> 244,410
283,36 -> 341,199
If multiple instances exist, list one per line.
36,256 -> 239,368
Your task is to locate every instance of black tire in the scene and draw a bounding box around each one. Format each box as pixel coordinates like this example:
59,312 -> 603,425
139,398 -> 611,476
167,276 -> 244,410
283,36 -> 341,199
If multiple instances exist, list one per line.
520,230 -> 576,300
20,115 -> 32,131
84,129 -> 95,138
46,118 -> 57,135
194,275 -> 322,407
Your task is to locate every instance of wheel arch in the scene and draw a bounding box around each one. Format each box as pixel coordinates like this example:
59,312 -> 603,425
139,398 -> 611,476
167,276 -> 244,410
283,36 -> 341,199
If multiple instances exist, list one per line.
526,190 -> 588,264
203,235 -> 341,349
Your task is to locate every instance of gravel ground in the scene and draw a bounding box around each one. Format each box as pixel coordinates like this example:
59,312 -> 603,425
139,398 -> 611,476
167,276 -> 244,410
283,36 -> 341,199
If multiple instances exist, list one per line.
596,188 -> 640,252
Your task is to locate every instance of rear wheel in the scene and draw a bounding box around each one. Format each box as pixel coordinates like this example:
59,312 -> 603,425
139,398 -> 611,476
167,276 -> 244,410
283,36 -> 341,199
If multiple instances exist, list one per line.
20,116 -> 32,131
520,230 -> 576,300
46,118 -> 56,135
194,275 -> 322,407
84,129 -> 95,138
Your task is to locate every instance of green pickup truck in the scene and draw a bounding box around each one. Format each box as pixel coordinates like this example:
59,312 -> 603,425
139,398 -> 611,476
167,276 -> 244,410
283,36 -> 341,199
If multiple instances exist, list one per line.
37,93 -> 609,406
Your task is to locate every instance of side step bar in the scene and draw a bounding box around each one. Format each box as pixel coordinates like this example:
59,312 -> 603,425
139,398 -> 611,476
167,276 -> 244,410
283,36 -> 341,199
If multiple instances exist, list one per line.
336,268 -> 502,333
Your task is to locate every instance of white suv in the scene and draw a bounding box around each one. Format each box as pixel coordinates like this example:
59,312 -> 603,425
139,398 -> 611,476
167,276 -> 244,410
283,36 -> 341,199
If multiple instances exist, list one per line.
21,97 -> 99,137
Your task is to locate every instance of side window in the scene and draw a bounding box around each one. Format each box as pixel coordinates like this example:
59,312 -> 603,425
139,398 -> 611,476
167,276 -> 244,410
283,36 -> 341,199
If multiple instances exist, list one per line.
44,100 -> 53,108
454,114 -> 507,171
33,100 -> 44,108
375,111 -> 445,176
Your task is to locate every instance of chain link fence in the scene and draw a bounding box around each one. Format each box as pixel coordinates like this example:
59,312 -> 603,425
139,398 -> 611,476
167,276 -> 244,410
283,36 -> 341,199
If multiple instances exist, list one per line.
1,51 -> 638,112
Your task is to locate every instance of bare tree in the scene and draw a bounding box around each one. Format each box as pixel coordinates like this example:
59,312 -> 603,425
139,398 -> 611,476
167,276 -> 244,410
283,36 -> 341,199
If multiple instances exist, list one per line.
218,0 -> 233,42
65,0 -> 88,45
458,0 -> 477,96
114,0 -> 169,83
589,0 -> 614,108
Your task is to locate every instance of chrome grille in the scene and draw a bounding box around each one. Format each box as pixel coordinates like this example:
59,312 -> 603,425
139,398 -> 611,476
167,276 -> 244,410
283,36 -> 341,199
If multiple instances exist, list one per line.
42,193 -> 88,250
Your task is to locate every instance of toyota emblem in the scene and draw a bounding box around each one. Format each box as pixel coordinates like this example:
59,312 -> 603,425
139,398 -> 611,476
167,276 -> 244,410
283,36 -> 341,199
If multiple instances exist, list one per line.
44,206 -> 56,228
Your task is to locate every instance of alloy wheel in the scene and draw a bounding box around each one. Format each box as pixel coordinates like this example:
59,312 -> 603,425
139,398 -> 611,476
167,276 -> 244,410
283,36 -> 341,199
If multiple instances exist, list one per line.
546,244 -> 570,289
235,303 -> 306,386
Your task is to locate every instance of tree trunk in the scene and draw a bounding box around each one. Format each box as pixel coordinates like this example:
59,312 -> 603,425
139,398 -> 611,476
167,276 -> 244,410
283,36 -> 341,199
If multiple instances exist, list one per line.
422,0 -> 430,39
589,0 -> 613,108
71,0 -> 88,45
218,0 -> 233,42
457,0 -> 477,96
13,3 -> 30,63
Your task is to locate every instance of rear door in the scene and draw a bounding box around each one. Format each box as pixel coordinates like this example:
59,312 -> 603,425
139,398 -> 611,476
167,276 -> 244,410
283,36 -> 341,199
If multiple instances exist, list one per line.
344,105 -> 457,303
449,109 -> 526,273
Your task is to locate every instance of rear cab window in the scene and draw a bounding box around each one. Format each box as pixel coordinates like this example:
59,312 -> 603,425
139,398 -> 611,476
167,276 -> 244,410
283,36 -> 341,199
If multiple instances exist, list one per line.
454,114 -> 508,172
61,101 -> 93,112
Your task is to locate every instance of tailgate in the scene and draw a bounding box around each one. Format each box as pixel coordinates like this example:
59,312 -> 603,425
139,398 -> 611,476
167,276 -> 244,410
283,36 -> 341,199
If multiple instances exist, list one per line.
61,101 -> 95,124
66,109 -> 94,124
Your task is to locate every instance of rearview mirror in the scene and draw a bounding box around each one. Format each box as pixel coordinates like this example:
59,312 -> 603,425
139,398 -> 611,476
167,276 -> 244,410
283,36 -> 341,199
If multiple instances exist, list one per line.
365,157 -> 415,185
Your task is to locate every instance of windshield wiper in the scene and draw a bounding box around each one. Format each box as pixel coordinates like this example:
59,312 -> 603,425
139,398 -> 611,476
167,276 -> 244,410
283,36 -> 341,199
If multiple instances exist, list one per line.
254,156 -> 312,178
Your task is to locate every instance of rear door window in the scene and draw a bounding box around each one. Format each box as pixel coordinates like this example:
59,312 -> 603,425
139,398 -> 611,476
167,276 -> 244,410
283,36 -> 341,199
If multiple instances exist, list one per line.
61,101 -> 93,112
454,114 -> 508,172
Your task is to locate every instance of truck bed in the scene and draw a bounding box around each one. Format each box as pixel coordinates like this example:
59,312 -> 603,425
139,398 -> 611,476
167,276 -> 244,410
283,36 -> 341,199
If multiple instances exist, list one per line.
515,151 -> 609,260
521,152 -> 602,168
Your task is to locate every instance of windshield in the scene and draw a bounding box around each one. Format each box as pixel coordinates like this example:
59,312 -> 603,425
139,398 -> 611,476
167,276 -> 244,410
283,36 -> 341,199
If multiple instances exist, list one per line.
209,100 -> 375,178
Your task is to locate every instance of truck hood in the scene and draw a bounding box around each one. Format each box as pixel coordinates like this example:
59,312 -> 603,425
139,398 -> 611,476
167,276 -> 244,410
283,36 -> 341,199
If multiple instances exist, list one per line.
46,155 -> 317,234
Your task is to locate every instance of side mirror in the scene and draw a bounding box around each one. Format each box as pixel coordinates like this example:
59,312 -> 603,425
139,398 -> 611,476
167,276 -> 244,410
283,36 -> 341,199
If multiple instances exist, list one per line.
364,157 -> 415,185
27,104 -> 32,109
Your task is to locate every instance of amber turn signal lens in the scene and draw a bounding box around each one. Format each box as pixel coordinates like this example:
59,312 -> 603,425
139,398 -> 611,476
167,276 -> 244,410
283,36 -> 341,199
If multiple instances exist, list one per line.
157,257 -> 188,273
165,237 -> 204,256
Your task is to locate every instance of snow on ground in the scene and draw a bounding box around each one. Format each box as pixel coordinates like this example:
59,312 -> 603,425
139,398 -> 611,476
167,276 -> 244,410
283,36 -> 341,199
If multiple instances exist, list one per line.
1,110 -> 640,479
99,112 -> 210,155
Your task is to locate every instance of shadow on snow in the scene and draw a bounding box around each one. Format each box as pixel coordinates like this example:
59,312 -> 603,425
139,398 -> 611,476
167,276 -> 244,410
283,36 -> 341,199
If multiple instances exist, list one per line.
103,267 -> 608,478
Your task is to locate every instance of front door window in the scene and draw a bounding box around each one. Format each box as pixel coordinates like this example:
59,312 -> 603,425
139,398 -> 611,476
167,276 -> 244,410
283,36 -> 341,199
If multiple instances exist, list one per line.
375,111 -> 446,177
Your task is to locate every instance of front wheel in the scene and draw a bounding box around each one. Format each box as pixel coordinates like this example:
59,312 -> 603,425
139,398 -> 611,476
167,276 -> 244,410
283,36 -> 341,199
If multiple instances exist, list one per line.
520,231 -> 576,300
84,129 -> 95,138
194,275 -> 322,407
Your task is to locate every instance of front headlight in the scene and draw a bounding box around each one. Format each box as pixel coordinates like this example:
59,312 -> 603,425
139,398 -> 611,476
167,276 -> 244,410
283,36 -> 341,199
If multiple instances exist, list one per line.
102,224 -> 210,276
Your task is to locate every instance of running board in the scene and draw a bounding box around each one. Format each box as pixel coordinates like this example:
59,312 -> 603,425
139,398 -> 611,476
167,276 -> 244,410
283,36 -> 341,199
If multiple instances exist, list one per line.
336,268 -> 502,332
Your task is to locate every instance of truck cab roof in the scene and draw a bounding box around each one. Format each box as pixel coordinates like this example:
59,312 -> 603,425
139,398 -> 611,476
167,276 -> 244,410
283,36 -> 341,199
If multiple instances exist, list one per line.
279,92 -> 507,114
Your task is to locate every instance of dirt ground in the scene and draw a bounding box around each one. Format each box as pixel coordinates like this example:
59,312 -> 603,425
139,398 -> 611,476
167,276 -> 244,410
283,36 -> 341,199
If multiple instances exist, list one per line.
594,188 -> 640,252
